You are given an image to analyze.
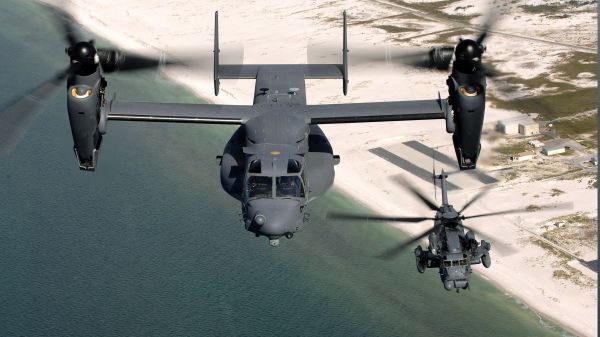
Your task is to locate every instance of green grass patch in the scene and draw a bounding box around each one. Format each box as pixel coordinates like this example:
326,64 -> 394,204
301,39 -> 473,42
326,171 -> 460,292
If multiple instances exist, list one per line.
494,141 -> 530,155
579,136 -> 598,149
374,25 -> 420,34
502,74 -> 576,92
526,205 -> 542,211
350,13 -> 417,26
552,267 -> 595,287
489,87 -> 597,121
552,114 -> 598,138
503,170 -> 519,181
390,1 -> 479,24
520,4 -> 567,15
553,51 -> 597,80
529,238 -> 571,260
542,212 -> 598,249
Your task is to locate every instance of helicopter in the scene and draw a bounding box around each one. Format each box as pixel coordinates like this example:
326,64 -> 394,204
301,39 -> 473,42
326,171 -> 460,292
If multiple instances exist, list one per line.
328,170 -> 571,291
1,5 -> 496,246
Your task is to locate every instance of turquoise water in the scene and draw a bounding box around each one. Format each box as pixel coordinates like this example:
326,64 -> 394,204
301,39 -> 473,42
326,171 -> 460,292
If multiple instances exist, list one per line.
0,1 -> 575,336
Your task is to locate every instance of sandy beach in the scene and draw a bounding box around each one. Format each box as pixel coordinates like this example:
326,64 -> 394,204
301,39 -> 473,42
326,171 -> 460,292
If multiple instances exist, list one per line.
42,0 -> 597,336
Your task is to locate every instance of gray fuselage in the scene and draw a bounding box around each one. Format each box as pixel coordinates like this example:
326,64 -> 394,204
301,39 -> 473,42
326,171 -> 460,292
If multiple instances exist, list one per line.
218,65 -> 338,241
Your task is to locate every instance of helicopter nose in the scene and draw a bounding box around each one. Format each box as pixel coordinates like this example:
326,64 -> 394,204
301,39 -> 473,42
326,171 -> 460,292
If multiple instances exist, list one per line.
245,198 -> 302,239
443,279 -> 469,291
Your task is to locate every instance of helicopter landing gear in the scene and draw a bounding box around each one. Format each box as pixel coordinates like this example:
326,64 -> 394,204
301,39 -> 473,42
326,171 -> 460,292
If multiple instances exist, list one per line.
480,239 -> 491,268
414,246 -> 427,273
481,253 -> 491,268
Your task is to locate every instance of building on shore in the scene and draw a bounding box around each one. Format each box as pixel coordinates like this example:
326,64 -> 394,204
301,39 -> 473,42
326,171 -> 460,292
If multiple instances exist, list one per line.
543,145 -> 566,156
519,120 -> 540,135
511,152 -> 535,162
528,140 -> 544,148
497,116 -> 538,135
497,119 -> 520,134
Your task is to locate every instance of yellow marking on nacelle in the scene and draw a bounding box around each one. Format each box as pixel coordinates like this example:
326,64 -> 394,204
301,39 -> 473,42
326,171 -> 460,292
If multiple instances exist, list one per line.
70,87 -> 93,99
459,86 -> 480,97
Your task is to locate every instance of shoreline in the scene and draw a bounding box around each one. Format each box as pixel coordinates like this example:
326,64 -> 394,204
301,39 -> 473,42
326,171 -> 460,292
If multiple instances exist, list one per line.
334,181 -> 583,337
47,1 -> 597,336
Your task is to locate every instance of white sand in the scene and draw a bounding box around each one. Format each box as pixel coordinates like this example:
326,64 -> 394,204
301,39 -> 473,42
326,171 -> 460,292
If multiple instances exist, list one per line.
43,1 -> 598,336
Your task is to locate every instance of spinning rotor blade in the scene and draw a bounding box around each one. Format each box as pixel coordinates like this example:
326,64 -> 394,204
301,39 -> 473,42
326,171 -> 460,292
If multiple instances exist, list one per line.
0,67 -> 71,154
307,43 -> 453,71
463,202 -> 574,220
39,1 -> 81,46
376,228 -> 434,260
97,49 -> 180,73
393,176 -> 439,211
458,188 -> 490,214
43,2 -> 196,74
328,212 -> 433,223
475,5 -> 503,45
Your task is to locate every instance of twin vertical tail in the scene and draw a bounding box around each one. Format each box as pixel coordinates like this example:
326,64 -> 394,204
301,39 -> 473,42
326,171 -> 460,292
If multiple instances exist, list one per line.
212,10 -> 349,96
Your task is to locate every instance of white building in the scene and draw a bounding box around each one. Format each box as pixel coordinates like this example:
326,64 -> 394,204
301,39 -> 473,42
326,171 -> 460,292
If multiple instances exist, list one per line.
528,140 -> 544,148
497,116 -> 537,135
519,120 -> 539,135
497,119 -> 520,134
511,152 -> 535,162
543,145 -> 566,156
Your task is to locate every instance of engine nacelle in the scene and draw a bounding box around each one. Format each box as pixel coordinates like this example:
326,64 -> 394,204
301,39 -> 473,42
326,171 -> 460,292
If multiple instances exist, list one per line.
66,72 -> 107,170
446,69 -> 486,170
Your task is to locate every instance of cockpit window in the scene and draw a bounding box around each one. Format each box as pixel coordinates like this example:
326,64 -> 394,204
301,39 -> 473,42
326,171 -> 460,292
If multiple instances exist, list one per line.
249,160 -> 261,173
276,176 -> 304,198
248,176 -> 272,198
444,259 -> 467,267
287,159 -> 301,173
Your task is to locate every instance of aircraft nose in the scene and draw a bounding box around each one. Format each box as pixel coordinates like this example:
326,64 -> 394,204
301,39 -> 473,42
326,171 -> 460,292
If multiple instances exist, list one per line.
245,199 -> 302,239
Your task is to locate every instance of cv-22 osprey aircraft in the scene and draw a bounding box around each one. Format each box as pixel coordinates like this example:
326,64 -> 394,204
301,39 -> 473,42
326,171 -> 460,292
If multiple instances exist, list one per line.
1,9 -> 492,246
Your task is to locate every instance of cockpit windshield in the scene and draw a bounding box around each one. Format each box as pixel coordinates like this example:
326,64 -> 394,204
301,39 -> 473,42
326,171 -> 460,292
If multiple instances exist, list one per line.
276,176 -> 304,198
443,259 -> 468,267
248,176 -> 272,198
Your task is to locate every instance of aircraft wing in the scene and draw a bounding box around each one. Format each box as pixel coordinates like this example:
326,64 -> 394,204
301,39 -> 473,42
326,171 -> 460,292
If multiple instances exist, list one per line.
303,99 -> 447,124
107,101 -> 254,124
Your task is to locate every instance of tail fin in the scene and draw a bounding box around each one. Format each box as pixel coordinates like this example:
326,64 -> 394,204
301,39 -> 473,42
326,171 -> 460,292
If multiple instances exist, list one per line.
213,11 -> 220,95
212,10 -> 348,95
342,10 -> 348,95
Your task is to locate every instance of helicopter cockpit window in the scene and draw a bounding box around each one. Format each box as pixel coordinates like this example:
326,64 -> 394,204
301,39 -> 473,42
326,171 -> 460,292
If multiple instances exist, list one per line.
276,176 -> 304,198
444,259 -> 467,267
249,160 -> 261,174
287,159 -> 301,174
248,176 -> 272,198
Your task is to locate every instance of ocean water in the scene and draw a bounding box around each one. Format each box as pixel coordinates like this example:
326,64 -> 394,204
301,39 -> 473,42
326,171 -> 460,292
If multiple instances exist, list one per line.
0,1 -> 575,336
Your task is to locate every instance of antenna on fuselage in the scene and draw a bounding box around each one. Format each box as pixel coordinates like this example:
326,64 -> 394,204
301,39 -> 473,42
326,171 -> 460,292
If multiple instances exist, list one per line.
342,10 -> 348,95
439,169 -> 449,206
432,147 -> 437,202
213,11 -> 220,96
